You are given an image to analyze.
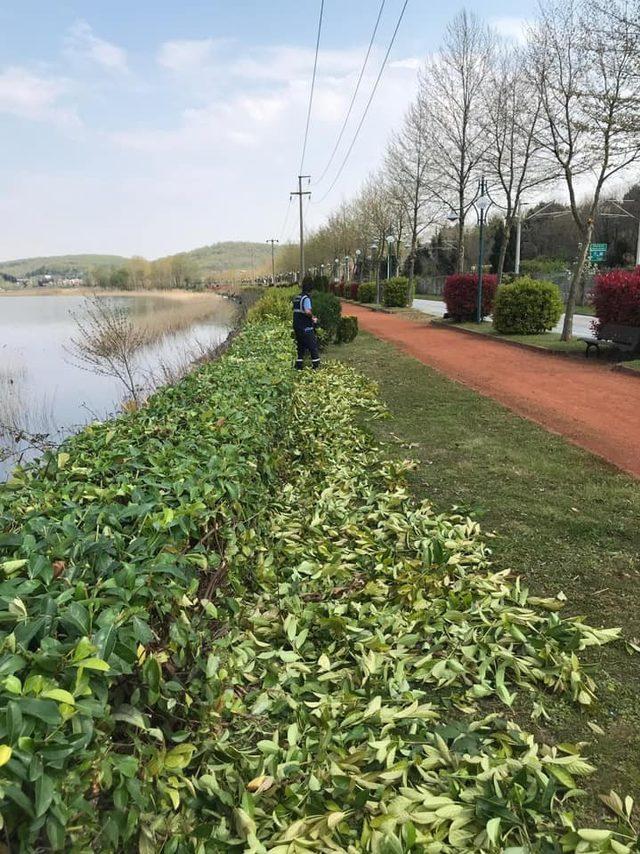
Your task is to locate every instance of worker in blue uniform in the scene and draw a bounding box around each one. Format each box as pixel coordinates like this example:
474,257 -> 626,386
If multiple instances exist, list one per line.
292,282 -> 320,370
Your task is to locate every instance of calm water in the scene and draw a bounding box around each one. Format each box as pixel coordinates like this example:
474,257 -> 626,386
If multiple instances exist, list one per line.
0,292 -> 236,479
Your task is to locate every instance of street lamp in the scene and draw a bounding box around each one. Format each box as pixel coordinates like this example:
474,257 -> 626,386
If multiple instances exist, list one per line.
334,257 -> 340,281
355,248 -> 362,283
370,242 -> 380,303
344,255 -> 350,282
475,184 -> 492,323
386,235 -> 395,280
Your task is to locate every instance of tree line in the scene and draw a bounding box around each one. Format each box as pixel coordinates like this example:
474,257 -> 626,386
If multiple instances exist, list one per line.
88,254 -> 200,291
279,0 -> 640,339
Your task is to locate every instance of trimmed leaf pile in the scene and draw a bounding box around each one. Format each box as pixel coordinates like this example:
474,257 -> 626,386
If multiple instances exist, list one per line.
0,318 -> 636,852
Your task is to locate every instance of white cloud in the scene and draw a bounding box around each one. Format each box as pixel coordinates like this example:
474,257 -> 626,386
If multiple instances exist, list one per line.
0,66 -> 78,125
157,38 -> 220,73
491,17 -> 529,44
390,57 -> 422,71
66,20 -> 129,74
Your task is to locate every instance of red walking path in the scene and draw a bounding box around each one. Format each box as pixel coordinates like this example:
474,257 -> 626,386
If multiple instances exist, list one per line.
344,304 -> 640,478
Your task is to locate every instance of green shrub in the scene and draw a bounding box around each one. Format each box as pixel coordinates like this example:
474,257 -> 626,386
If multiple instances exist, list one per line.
311,290 -> 341,344
493,277 -> 564,334
247,287 -> 296,324
520,257 -> 567,276
383,277 -> 410,308
358,281 -> 377,303
337,315 -> 358,343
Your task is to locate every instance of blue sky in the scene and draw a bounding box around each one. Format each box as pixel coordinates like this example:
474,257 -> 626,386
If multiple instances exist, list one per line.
0,1 -> 534,260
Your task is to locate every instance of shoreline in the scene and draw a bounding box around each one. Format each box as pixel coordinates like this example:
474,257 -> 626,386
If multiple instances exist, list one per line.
0,286 -> 228,301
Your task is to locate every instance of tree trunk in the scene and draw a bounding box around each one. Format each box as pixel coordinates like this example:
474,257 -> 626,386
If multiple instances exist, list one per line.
408,252 -> 416,304
496,220 -> 512,285
562,228 -> 592,340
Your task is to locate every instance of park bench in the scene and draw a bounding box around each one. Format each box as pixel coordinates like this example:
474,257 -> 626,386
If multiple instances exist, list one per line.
579,323 -> 640,357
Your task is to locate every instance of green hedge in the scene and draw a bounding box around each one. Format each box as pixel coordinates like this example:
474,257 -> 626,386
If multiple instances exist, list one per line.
493,277 -> 563,334
0,306 -> 627,851
247,287 -> 296,324
0,323 -> 295,851
358,281 -> 376,303
383,276 -> 410,308
311,291 -> 341,345
337,314 -> 358,343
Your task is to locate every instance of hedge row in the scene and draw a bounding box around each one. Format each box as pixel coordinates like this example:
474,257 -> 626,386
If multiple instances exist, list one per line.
330,277 -> 410,307
0,312 -> 631,851
0,323 -> 295,850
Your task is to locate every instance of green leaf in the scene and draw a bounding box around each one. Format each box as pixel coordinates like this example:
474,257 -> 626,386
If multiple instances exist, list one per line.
72,657 -> 110,672
35,773 -> 54,817
41,689 -> 76,706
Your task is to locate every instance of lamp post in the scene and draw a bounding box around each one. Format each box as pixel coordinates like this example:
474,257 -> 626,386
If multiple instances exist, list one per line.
344,255 -> 350,282
355,248 -> 362,283
370,242 -> 380,303
386,235 -> 395,280
475,179 -> 492,323
334,257 -> 340,282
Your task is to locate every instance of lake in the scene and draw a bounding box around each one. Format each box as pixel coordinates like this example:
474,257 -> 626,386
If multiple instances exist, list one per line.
0,291 -> 237,479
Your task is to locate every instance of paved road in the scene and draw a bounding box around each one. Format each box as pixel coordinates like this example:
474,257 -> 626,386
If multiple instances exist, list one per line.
346,302 -> 640,478
413,298 -> 594,338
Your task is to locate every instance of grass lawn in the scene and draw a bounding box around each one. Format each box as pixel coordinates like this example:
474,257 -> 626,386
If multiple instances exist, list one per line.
576,304 -> 596,316
452,321 -> 589,354
620,359 -> 640,372
331,331 -> 640,824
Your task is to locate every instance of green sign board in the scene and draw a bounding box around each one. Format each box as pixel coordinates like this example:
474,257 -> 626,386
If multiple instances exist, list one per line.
588,243 -> 607,263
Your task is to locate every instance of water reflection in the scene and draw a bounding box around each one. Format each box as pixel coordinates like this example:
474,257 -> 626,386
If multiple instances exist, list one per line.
0,293 -> 236,479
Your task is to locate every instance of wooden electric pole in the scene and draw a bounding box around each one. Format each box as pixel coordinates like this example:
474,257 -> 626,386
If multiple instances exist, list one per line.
290,175 -> 310,283
266,238 -> 279,284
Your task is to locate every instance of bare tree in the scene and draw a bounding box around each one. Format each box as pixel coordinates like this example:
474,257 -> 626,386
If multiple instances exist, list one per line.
529,0 -> 640,339
68,296 -> 145,405
419,10 -> 495,272
483,45 -> 556,282
385,100 -> 440,290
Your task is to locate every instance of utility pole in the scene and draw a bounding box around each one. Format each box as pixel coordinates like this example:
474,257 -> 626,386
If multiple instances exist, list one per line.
266,238 -> 279,285
291,175 -> 310,284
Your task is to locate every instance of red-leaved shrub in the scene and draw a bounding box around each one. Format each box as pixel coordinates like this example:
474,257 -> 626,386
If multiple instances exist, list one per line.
443,274 -> 498,321
592,268 -> 640,331
349,282 -> 359,300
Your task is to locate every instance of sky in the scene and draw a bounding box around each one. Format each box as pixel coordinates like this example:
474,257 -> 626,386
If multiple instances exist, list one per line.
0,0 -> 535,261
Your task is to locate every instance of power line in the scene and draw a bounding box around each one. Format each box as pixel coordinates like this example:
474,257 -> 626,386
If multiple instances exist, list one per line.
299,0 -> 325,174
278,197 -> 293,244
314,0 -> 409,205
314,0 -> 387,186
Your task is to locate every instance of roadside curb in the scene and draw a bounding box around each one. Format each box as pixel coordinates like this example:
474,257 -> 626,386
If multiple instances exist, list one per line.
429,319 -> 594,362
612,363 -> 640,379
340,298 -> 393,315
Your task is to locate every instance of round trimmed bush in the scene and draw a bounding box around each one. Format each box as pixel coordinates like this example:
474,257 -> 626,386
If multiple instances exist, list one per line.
383,277 -> 410,308
358,282 -> 377,303
337,315 -> 358,343
443,274 -> 498,321
493,277 -> 563,334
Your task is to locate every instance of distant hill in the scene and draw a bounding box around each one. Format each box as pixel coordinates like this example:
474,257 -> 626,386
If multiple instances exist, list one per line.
168,241 -> 273,275
0,254 -> 129,278
0,242 -> 273,279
